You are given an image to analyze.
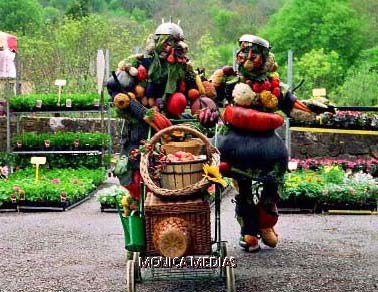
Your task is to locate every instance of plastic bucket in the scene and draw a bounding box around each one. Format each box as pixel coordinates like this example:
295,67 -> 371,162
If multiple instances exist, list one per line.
121,210 -> 146,251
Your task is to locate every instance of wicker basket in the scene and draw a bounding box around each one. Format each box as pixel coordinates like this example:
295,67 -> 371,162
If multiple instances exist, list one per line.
162,138 -> 204,155
145,192 -> 211,256
140,125 -> 218,198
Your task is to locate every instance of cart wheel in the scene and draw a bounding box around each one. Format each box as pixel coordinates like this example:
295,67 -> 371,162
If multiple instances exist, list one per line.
132,252 -> 142,283
126,260 -> 136,292
126,250 -> 134,260
219,242 -> 227,279
226,265 -> 236,292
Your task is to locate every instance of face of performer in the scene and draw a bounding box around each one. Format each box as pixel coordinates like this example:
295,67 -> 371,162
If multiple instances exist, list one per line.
236,41 -> 267,71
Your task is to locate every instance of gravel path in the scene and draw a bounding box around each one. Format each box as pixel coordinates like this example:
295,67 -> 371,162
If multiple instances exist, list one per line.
0,182 -> 377,292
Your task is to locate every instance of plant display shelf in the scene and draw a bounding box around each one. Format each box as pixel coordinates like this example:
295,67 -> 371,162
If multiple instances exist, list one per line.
17,190 -> 96,212
10,109 -> 103,115
6,102 -> 112,158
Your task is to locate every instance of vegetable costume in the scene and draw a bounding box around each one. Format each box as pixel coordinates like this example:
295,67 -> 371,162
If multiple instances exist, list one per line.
106,21 -> 204,200
205,34 -> 329,251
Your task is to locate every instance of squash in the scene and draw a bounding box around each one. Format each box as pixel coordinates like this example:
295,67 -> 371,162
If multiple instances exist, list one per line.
202,81 -> 217,99
223,105 -> 284,131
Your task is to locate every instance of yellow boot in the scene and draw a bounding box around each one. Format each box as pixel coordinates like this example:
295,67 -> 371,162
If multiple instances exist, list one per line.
259,228 -> 278,248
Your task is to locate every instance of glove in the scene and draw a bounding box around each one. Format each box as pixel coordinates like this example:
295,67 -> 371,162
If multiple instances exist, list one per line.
198,107 -> 220,128
143,109 -> 172,132
279,90 -> 312,115
302,96 -> 335,114
114,93 -> 135,110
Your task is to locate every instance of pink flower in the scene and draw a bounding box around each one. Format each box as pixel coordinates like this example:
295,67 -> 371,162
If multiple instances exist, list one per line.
51,178 -> 61,185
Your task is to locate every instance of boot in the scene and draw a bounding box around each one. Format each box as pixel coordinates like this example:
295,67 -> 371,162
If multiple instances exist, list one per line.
239,234 -> 260,252
259,227 -> 278,248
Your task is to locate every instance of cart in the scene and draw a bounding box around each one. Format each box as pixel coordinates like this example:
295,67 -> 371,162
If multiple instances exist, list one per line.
114,124 -> 236,292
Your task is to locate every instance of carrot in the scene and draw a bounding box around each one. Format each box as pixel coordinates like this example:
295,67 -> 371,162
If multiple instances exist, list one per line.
223,106 -> 284,131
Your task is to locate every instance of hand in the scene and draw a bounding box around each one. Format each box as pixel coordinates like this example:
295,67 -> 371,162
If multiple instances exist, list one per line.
198,107 -> 219,128
302,97 -> 335,114
114,93 -> 135,110
143,109 -> 172,131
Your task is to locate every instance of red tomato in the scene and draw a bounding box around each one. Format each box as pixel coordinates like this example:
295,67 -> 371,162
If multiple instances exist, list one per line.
272,87 -> 281,98
252,82 -> 263,93
270,78 -> 280,88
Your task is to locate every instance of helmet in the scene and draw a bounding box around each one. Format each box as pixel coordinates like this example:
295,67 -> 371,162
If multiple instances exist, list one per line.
239,34 -> 270,49
155,22 -> 184,40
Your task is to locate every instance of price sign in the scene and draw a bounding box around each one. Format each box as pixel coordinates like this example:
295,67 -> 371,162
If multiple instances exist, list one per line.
54,79 -> 66,106
31,157 -> 46,182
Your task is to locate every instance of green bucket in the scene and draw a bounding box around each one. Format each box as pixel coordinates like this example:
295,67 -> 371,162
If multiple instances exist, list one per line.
120,210 -> 146,252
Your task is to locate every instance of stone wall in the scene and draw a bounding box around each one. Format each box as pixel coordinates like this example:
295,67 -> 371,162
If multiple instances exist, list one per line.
1,116 -> 377,160
290,131 -> 378,160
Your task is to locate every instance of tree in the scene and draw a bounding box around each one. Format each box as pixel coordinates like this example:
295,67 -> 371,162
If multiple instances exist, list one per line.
0,0 -> 43,35
293,48 -> 344,99
331,47 -> 378,106
65,0 -> 89,19
259,0 -> 365,68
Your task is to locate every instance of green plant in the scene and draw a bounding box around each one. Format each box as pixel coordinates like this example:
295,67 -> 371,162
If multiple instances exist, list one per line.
96,185 -> 129,208
0,167 -> 106,206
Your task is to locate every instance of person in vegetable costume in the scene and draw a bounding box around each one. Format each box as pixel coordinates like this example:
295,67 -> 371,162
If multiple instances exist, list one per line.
202,34 -> 330,252
107,21 -> 212,200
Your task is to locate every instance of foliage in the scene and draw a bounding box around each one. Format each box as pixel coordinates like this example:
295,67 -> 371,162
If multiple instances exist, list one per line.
0,167 -> 105,205
96,184 -> 129,207
18,15 -> 152,93
65,0 -> 89,19
14,154 -> 110,169
289,158 -> 378,178
260,0 -> 365,68
192,33 -> 221,74
283,167 -> 378,205
0,0 -> 43,35
9,93 -> 103,111
330,47 -> 378,106
290,111 -> 378,131
0,152 -> 16,167
293,49 -> 344,99
12,131 -> 110,150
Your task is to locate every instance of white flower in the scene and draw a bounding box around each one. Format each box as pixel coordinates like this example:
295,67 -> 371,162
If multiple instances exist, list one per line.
0,166 -> 9,178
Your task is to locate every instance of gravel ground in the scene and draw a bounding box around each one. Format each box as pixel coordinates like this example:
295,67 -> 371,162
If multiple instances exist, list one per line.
0,181 -> 377,292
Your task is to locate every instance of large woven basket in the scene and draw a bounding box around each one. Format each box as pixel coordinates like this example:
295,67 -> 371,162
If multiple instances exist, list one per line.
140,125 -> 218,198
145,192 -> 211,256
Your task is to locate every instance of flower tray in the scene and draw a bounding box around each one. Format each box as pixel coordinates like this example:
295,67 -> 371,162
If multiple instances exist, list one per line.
100,202 -> 118,213
17,193 -> 94,212
0,201 -> 18,212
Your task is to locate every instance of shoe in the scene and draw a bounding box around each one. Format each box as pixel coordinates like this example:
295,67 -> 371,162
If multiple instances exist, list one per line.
259,228 -> 278,248
239,235 -> 260,252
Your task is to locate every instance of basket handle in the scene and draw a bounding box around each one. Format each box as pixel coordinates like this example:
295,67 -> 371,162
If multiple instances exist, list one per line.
147,125 -> 217,158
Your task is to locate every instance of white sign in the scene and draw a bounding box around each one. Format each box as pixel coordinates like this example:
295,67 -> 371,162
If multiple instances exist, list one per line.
55,79 -> 66,86
31,157 -> 46,165
312,88 -> 326,97
96,49 -> 105,95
